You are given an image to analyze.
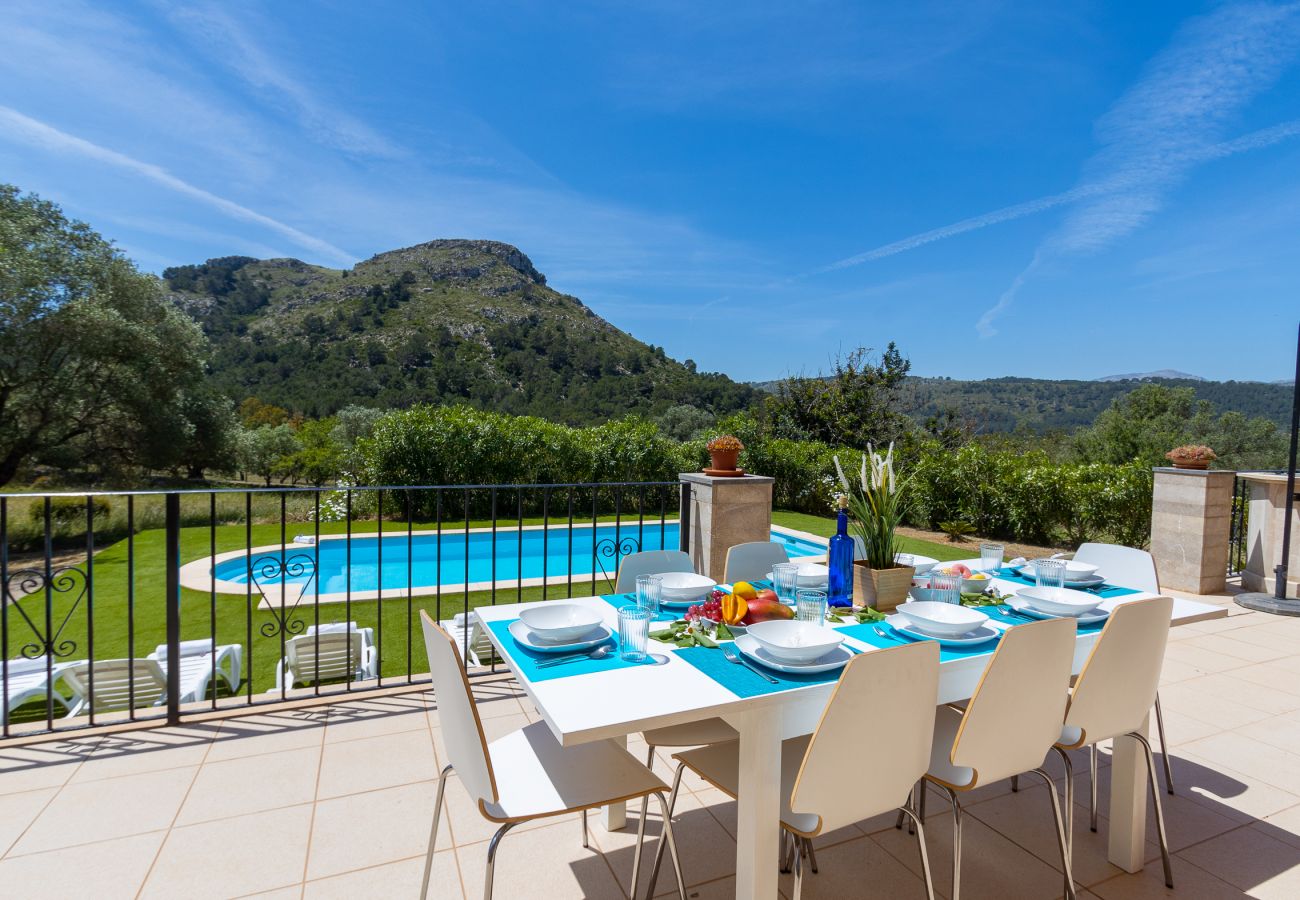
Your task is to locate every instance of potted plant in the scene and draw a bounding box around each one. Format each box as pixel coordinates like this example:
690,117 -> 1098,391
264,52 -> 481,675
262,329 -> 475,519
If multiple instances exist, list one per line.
705,435 -> 744,474
1165,445 -> 1217,471
835,443 -> 914,610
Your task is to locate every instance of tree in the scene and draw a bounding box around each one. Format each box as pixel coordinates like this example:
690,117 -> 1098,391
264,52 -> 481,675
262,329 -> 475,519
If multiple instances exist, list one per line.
654,404 -> 715,441
0,185 -> 211,485
285,418 -> 343,486
238,397 -> 290,427
236,424 -> 300,486
175,390 -> 240,479
764,344 -> 913,448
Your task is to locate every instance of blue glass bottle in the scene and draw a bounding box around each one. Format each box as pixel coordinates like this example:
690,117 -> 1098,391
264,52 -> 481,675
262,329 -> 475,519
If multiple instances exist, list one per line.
827,495 -> 854,607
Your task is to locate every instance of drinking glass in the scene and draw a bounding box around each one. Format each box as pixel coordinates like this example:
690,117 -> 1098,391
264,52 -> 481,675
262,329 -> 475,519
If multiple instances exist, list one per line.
979,543 -> 1005,575
929,571 -> 960,604
618,607 -> 652,662
795,589 -> 828,625
1034,558 -> 1066,589
772,563 -> 799,604
635,574 -> 662,617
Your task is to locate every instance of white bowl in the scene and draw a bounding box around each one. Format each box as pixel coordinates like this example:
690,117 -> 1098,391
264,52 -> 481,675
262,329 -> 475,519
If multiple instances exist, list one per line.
518,604 -> 604,643
1030,559 -> 1099,582
895,601 -> 989,638
657,572 -> 717,600
1017,586 -> 1103,616
745,620 -> 844,664
794,563 -> 829,587
961,574 -> 993,593
898,553 -> 938,575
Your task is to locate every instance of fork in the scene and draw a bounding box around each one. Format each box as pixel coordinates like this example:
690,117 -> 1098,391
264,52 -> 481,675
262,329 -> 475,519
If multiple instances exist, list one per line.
720,643 -> 779,684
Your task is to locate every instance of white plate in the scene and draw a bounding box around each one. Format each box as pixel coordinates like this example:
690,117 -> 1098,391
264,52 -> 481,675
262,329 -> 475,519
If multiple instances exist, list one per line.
898,553 -> 938,575
885,614 -> 1001,648
1006,596 -> 1110,626
508,619 -> 613,654
734,633 -> 853,674
895,600 -> 989,637
766,572 -> 828,591
1010,566 -> 1107,589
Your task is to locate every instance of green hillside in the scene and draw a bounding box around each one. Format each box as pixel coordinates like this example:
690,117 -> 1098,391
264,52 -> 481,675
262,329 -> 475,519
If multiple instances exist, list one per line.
165,240 -> 756,422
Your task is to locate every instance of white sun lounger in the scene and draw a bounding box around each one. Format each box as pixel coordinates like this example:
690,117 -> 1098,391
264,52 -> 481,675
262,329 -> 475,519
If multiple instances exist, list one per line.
2,657 -> 78,722
148,640 -> 243,704
437,612 -> 493,668
274,622 -> 378,690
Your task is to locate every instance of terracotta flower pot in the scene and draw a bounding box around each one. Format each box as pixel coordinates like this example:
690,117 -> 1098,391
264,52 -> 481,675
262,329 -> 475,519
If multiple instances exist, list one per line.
1171,459 -> 1210,470
853,561 -> 915,612
708,448 -> 740,471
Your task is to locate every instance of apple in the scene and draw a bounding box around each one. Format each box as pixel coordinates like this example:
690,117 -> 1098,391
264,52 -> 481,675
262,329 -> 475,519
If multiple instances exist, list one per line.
753,588 -> 780,605
950,563 -> 972,577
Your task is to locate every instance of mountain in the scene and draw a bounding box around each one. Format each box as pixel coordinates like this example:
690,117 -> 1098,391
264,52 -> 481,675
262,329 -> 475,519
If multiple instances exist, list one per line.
1097,369 -> 1204,382
165,240 -> 756,422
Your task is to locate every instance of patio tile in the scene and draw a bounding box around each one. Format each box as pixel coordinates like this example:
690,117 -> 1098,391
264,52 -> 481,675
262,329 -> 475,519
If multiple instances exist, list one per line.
315,728 -> 437,799
1156,679 -> 1278,730
11,765 -> 197,855
307,781 -> 446,880
455,818 -> 626,900
1090,855 -> 1245,899
438,769 -> 574,846
1075,765 -> 1247,851
1235,713 -> 1300,756
1177,634 -> 1290,665
142,804 -> 313,900
303,852 -> 460,899
592,788 -> 736,894
176,746 -> 320,825
323,695 -> 434,743
0,787 -> 57,856
0,830 -> 165,900
0,741 -> 95,794
1175,750 -> 1300,822
67,738 -> 212,783
207,712 -> 327,761
1181,731 -> 1300,796
1176,822 -> 1300,898
1162,643 -> 1250,677
776,832 -> 930,899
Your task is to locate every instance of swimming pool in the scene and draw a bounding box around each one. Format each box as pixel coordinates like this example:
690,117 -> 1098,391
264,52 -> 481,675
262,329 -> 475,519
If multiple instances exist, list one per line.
207,523 -> 826,595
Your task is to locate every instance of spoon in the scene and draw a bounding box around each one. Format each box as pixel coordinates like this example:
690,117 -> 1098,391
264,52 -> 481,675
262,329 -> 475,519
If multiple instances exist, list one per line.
535,644 -> 614,668
721,643 -> 779,684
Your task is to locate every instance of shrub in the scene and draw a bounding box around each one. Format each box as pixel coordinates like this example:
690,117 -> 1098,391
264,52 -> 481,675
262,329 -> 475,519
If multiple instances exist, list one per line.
27,495 -> 111,528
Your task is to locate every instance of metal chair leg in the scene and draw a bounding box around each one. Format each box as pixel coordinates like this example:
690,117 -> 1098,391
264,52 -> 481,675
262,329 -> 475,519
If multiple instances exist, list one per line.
1089,743 -> 1099,833
581,808 -> 589,849
1154,694 -> 1175,795
1027,768 -> 1075,900
645,744 -> 656,769
1011,774 -> 1019,792
896,782 -> 914,830
654,790 -> 688,900
421,764 -> 454,900
780,829 -> 795,874
1131,732 -> 1175,889
898,805 -> 937,900
483,822 -> 515,900
1050,748 -> 1075,900
644,761 -> 686,898
804,837 -> 819,874
940,785 -> 963,900
792,835 -> 804,900
629,798 -> 651,900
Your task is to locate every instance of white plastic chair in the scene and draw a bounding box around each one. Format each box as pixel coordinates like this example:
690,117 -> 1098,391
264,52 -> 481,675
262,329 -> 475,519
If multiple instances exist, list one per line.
148,640 -> 242,703
436,612 -> 493,668
62,658 -> 168,715
1072,542 -> 1175,800
647,640 -> 942,900
274,623 -> 377,690
912,617 -> 1079,900
1053,596 -> 1176,890
613,549 -> 694,593
722,541 -> 791,584
2,657 -> 76,722
418,612 -> 686,900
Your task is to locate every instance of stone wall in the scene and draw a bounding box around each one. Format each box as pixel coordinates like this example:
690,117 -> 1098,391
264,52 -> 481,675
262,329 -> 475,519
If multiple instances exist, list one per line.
1149,467 -> 1234,594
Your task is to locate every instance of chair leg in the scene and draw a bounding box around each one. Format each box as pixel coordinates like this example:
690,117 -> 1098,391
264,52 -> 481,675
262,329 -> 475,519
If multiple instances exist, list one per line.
1154,693 -> 1175,795
644,761 -> 686,898
792,835 -> 804,900
1027,768 -> 1075,900
483,821 -> 515,900
898,805 -> 937,900
654,790 -> 688,900
1089,743 -> 1099,833
804,837 -> 819,874
780,829 -> 795,874
421,764 -> 453,900
629,796 -> 652,900
940,785 -> 963,900
1011,774 -> 1019,792
1132,732 -> 1175,889
1050,747 -> 1075,900
581,809 -> 589,849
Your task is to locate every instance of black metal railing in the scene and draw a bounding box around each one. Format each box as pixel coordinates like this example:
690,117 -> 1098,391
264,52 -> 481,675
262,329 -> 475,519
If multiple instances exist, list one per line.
1,481 -> 682,739
1228,475 -> 1250,577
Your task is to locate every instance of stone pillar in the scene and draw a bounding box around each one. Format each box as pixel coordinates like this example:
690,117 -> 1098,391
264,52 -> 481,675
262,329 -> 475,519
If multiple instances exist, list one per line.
1149,467 -> 1235,594
679,473 -> 775,581
1240,471 -> 1300,596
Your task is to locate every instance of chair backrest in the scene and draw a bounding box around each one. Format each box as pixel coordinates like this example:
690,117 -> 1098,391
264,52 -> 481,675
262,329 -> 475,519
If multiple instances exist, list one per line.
790,641 -> 940,832
614,549 -> 694,593
420,611 -> 498,807
1064,596 -> 1173,745
1072,543 -> 1158,593
948,617 -> 1077,786
63,659 -> 167,712
723,541 -> 791,584
286,631 -> 364,684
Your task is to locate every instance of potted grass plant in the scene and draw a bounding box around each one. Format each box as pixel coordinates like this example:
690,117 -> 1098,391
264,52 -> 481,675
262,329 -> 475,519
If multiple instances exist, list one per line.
835,443 -> 914,610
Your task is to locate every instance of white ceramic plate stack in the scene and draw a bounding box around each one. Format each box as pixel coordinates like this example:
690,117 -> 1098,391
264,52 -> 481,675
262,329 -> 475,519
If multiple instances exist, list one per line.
1018,559 -> 1107,589
657,572 -> 718,608
509,604 -> 613,653
1010,586 -> 1109,625
735,620 -> 852,674
886,601 -> 999,647
765,563 -> 830,591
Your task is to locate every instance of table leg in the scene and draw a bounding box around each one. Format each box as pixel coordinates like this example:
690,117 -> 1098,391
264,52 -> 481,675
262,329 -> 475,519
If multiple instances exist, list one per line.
1108,715 -> 1149,871
605,733 -> 628,831
728,707 -> 782,899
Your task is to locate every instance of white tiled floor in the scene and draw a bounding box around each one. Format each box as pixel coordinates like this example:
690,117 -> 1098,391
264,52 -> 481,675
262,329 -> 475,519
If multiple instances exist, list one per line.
3,590 -> 1300,898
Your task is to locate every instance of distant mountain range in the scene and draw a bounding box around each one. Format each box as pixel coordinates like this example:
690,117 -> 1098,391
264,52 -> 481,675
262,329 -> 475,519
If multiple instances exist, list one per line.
1097,369 -> 1205,382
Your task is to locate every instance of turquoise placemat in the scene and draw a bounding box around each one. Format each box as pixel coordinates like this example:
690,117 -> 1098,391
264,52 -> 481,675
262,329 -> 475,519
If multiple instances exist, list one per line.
990,604 -> 1109,635
996,567 -> 1140,599
673,642 -> 857,699
835,620 -> 1003,661
487,619 -> 650,682
598,592 -> 683,623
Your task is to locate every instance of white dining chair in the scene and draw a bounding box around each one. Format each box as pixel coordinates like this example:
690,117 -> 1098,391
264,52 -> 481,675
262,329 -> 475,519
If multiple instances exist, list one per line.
910,616 -> 1078,900
614,549 -> 694,593
418,612 -> 686,900
646,640 -> 942,900
722,541 -> 791,584
1050,595 -> 1175,890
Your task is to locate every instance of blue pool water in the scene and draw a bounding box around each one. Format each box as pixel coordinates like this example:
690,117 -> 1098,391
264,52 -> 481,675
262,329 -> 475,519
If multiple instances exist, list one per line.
213,524 -> 825,593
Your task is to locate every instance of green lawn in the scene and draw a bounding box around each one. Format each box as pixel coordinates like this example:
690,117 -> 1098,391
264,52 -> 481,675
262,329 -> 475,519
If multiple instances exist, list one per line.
770,510 -> 970,562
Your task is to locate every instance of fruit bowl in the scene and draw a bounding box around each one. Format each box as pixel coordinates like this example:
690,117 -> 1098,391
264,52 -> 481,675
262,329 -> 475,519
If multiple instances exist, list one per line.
1016,586 -> 1103,616
519,604 -> 604,643
961,573 -> 992,593
894,601 -> 989,637
745,620 -> 844,664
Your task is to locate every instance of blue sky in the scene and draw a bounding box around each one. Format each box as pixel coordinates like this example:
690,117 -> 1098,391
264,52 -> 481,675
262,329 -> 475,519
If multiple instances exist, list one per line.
3,1 -> 1299,383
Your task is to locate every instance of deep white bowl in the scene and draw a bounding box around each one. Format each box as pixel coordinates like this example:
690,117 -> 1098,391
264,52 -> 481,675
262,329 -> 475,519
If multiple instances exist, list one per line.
899,553 -> 938,575
1017,586 -> 1103,616
895,601 -> 989,638
961,574 -> 993,593
1030,558 -> 1099,582
518,604 -> 604,643
794,563 -> 830,587
745,620 -> 844,664
657,572 -> 717,600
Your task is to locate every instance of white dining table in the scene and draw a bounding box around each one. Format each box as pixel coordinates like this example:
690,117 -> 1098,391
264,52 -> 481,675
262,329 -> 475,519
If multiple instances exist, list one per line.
474,562 -> 1226,899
